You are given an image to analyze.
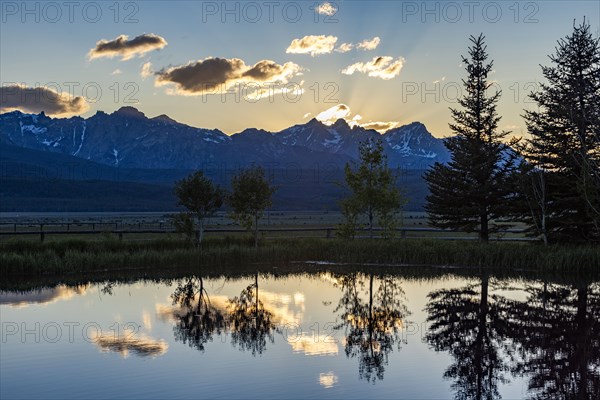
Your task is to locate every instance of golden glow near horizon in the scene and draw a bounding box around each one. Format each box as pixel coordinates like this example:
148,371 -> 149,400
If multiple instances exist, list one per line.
3,2 -> 595,139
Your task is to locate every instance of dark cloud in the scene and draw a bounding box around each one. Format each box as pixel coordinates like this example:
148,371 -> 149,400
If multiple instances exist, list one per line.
242,60 -> 288,80
157,58 -> 244,92
155,57 -> 301,95
0,85 -> 89,116
89,34 -> 167,61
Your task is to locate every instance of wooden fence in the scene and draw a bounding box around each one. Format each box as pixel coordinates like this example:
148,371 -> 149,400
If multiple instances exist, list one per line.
0,223 -> 535,242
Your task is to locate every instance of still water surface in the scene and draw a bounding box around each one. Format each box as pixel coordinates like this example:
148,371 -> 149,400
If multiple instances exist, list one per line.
1,269 -> 598,399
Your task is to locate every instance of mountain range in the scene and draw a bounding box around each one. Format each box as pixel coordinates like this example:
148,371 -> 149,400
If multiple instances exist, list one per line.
0,107 -> 449,170
0,108 -> 448,211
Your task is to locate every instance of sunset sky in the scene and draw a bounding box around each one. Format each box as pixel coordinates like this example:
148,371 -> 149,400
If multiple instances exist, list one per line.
1,1 -> 599,137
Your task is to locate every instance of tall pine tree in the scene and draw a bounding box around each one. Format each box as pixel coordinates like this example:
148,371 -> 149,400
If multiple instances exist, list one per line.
522,20 -> 600,243
424,34 -> 519,243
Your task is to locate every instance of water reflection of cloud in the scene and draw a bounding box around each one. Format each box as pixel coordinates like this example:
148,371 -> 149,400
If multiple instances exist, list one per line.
155,295 -> 230,323
156,290 -> 305,327
319,273 -> 340,286
93,334 -> 168,358
289,334 -> 339,356
319,372 -> 339,388
259,290 -> 305,325
142,311 -> 152,331
0,285 -> 89,308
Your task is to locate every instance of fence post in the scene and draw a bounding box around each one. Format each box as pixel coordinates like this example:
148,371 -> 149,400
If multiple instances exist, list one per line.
118,232 -> 123,241
40,224 -> 44,243
326,228 -> 332,239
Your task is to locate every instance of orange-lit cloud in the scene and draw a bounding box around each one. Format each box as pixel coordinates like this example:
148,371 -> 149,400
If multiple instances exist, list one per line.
342,56 -> 405,80
335,43 -> 354,53
155,57 -> 302,96
335,37 -> 380,53
88,34 -> 167,61
140,62 -> 153,79
286,35 -> 338,56
316,104 -> 351,123
315,2 -> 337,16
357,37 -> 381,51
314,104 -> 397,132
360,121 -> 399,132
0,84 -> 89,117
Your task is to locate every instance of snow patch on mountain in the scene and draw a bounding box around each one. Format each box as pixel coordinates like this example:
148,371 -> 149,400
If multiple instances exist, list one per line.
21,125 -> 47,135
73,121 -> 86,156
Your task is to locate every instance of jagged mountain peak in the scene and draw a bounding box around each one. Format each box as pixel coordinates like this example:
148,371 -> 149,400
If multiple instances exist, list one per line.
306,117 -> 323,126
151,114 -> 178,124
113,106 -> 146,118
236,128 -> 273,136
0,109 -> 449,169
331,118 -> 350,129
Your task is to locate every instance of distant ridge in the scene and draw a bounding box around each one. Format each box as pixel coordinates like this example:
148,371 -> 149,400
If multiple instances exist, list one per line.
0,108 -> 450,170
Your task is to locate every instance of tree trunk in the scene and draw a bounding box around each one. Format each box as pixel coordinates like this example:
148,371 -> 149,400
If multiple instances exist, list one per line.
475,274 -> 489,399
254,212 -> 259,249
254,272 -> 259,325
197,217 -> 204,247
480,212 -> 489,243
575,284 -> 589,399
369,206 -> 374,239
541,212 -> 548,246
368,273 -> 374,356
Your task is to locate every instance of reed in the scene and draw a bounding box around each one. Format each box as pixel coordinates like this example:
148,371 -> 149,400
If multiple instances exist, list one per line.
1,237 -> 598,276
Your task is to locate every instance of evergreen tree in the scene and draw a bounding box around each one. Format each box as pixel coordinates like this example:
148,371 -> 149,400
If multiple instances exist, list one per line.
521,20 -> 600,243
424,34 -> 519,243
339,140 -> 405,239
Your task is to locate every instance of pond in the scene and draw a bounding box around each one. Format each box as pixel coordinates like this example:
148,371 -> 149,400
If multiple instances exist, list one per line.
1,267 -> 599,399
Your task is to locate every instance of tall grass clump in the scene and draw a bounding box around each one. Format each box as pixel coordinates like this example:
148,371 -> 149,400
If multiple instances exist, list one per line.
0,237 -> 598,276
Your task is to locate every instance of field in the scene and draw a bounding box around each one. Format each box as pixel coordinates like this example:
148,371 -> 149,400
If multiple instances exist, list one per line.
0,210 -> 528,242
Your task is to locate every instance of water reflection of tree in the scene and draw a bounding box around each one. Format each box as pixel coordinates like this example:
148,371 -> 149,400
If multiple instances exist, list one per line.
171,276 -> 226,352
425,273 -> 508,400
227,272 -> 278,356
500,280 -> 600,399
334,272 -> 409,383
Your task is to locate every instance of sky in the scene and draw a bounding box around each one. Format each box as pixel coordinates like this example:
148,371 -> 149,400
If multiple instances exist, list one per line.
1,1 -> 599,138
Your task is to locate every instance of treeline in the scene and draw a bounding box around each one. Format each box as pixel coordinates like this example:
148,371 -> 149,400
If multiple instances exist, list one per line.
425,21 -> 599,245
175,21 -> 599,246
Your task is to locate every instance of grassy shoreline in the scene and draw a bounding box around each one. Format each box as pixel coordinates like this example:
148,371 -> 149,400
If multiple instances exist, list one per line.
1,237 -> 598,276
